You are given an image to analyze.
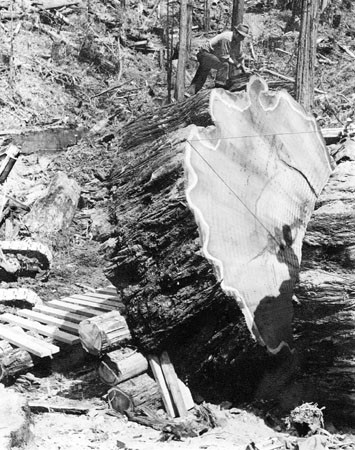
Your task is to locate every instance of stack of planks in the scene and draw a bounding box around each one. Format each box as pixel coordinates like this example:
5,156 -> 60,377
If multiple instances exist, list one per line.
0,285 -> 124,381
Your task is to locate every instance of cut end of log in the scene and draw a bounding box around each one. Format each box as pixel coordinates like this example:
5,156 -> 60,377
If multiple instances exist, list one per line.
79,311 -> 131,356
185,76 -> 333,353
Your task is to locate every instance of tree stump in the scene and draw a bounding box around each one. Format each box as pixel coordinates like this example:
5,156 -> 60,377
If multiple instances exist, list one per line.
79,311 -> 131,356
98,348 -> 148,386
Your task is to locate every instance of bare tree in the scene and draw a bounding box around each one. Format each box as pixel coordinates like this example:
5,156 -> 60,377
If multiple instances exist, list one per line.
230,0 -> 244,79
295,0 -> 320,112
175,0 -> 189,100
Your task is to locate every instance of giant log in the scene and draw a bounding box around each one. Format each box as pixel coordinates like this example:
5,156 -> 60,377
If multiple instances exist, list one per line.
103,78 -> 352,424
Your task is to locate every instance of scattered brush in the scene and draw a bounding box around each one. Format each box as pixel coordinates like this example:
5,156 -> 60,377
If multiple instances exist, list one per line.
284,402 -> 325,437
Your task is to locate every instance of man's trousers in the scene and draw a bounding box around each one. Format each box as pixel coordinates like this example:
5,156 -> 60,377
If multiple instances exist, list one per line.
187,50 -> 229,95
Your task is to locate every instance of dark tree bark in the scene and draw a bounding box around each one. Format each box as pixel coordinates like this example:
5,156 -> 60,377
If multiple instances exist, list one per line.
105,90 -> 268,406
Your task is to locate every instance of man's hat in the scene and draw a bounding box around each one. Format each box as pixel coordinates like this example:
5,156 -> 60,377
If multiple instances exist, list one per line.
234,23 -> 249,37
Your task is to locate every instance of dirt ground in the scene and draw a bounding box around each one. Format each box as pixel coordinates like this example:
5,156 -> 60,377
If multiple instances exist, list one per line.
1,0 -> 355,448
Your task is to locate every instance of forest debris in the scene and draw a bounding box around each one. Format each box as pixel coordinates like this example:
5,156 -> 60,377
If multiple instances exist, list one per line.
0,288 -> 42,306
246,437 -> 285,450
28,401 -> 90,415
23,171 -> 81,244
34,0 -> 81,10
337,43 -> 355,59
284,403 -> 325,437
260,68 -> 326,94
0,144 -> 20,184
0,347 -> 34,382
1,240 -> 52,269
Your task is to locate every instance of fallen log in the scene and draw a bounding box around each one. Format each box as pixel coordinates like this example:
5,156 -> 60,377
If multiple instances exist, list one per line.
79,311 -> 131,356
294,157 -> 355,426
107,373 -> 162,413
23,171 -> 81,244
98,348 -> 148,386
101,76 -> 352,423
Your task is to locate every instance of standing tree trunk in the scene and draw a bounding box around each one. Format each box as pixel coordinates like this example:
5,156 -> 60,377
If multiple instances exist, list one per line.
230,0 -> 244,79
175,0 -> 189,101
295,0 -> 319,111
203,0 -> 210,32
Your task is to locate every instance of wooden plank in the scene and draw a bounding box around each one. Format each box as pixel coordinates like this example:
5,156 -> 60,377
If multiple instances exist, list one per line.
33,305 -> 88,324
55,296 -> 114,312
66,294 -> 121,310
47,300 -> 104,317
0,324 -> 59,358
96,286 -> 117,294
80,292 -> 120,301
177,379 -> 194,411
148,355 -> 175,418
0,313 -> 79,345
17,310 -> 79,334
160,351 -> 187,417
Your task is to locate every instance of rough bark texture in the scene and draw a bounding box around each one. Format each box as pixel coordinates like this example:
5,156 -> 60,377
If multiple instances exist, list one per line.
105,89 -> 286,406
104,87 -> 353,423
294,155 -> 355,426
295,0 -> 319,111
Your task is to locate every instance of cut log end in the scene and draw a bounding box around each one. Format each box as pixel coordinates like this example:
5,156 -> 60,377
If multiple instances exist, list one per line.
79,311 -> 131,356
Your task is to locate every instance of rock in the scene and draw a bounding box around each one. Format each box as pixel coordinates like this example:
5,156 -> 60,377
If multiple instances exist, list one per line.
0,385 -> 31,449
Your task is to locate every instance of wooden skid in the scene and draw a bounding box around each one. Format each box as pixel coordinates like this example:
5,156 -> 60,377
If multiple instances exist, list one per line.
0,313 -> 79,345
47,300 -> 104,317
96,286 -> 117,295
60,295 -> 117,311
17,310 -> 79,335
33,305 -> 88,324
0,323 -> 59,357
84,292 -> 119,301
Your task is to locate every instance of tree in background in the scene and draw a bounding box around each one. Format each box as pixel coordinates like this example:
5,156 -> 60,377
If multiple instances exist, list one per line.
230,0 -> 244,79
295,0 -> 320,112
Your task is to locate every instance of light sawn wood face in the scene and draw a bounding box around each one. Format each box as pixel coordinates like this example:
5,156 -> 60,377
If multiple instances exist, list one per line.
185,76 -> 333,354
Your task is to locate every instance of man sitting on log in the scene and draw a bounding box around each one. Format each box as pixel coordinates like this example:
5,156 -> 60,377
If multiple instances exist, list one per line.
186,23 -> 250,96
